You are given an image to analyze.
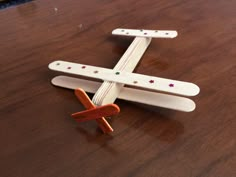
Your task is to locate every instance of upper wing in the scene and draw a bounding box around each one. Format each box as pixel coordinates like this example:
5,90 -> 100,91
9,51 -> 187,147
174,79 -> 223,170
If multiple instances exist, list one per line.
49,60 -> 200,97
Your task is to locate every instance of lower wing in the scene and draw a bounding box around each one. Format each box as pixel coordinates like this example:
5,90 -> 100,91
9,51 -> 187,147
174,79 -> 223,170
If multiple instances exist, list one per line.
51,76 -> 196,112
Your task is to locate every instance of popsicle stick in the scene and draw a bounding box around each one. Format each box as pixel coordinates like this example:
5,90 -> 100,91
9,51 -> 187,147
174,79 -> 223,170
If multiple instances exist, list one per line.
92,36 -> 152,105
112,28 -> 178,38
48,61 -> 200,96
72,104 -> 120,122
52,76 -> 196,112
74,88 -> 114,133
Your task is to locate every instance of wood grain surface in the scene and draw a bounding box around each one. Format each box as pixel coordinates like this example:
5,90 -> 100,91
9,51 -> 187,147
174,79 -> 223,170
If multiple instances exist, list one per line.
0,0 -> 235,177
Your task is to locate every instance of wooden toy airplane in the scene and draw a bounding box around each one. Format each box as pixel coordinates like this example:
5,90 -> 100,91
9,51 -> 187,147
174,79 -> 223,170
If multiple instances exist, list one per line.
48,28 -> 200,133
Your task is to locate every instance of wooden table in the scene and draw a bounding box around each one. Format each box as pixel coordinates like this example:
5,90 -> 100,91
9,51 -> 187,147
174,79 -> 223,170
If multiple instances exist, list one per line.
0,0 -> 235,176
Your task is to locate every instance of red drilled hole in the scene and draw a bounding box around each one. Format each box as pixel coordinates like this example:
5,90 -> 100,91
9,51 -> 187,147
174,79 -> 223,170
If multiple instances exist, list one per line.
144,32 -> 147,35
169,83 -> 174,87
67,67 -> 71,69
82,66 -> 86,69
149,80 -> 154,83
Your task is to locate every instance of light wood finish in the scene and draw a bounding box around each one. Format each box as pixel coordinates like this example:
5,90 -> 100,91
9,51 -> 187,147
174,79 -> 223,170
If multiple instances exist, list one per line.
92,36 -> 151,106
112,28 -> 178,38
52,76 -> 196,112
0,0 -> 235,177
49,60 -> 200,96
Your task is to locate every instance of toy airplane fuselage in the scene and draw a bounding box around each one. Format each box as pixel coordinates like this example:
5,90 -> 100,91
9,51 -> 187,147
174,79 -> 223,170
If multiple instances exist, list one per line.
48,28 -> 200,133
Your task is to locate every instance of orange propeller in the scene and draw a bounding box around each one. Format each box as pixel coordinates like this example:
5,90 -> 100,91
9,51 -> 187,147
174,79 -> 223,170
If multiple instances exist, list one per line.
72,88 -> 120,133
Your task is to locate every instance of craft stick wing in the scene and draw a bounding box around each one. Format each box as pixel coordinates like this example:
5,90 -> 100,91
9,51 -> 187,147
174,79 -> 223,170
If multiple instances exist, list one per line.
49,61 -> 200,97
51,76 -> 196,112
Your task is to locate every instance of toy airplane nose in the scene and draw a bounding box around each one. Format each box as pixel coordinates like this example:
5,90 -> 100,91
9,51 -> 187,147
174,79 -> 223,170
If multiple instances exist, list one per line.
72,88 -> 120,133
